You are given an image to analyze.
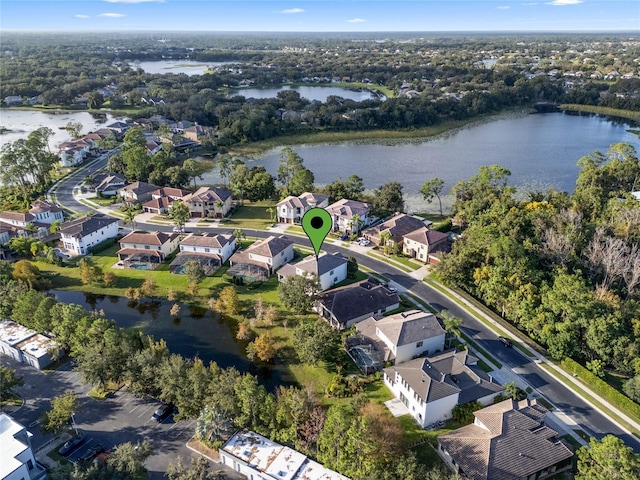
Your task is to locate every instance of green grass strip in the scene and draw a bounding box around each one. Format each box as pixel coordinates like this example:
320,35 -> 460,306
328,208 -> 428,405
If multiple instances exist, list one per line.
367,251 -> 413,273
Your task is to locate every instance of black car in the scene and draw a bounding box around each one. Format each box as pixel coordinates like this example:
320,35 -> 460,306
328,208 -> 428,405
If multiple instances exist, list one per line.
58,434 -> 85,456
152,403 -> 174,423
78,444 -> 104,463
498,336 -> 513,347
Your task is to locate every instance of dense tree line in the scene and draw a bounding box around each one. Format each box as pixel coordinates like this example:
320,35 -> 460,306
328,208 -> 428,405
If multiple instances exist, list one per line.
436,143 -> 640,399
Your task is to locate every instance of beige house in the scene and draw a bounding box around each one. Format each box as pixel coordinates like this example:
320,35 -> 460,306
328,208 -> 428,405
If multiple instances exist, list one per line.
228,235 -> 294,280
438,399 -> 574,480
117,230 -> 180,269
362,213 -> 431,247
276,192 -> 329,224
325,198 -> 372,234
182,186 -> 233,218
403,227 -> 451,264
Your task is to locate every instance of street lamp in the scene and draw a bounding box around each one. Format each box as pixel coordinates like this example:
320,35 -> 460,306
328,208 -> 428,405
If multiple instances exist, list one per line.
71,412 -> 79,436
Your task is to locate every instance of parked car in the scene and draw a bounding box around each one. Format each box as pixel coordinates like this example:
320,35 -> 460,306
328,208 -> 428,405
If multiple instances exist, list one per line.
338,234 -> 349,241
172,226 -> 185,233
358,239 -> 371,246
78,444 -> 104,463
385,285 -> 398,293
497,336 -> 513,347
367,276 -> 381,285
58,434 -> 85,456
152,403 -> 174,423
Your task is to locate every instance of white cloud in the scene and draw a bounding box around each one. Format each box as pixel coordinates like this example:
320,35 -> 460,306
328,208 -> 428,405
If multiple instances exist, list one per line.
74,14 -> 90,19
497,5 -> 511,9
99,13 -> 126,18
347,18 -> 366,23
104,0 -> 165,3
278,8 -> 304,14
546,0 -> 582,5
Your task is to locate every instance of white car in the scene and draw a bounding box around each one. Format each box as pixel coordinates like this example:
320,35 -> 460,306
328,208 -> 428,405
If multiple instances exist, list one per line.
359,239 -> 371,246
172,227 -> 185,233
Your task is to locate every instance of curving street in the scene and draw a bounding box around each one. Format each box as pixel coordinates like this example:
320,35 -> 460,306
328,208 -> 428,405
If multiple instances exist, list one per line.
49,161 -> 640,452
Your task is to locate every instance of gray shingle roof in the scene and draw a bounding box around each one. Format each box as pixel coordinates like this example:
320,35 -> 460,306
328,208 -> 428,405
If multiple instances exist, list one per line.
180,233 -> 234,249
317,280 -> 400,328
245,235 -> 293,258
362,214 -> 429,242
59,213 -> 119,238
281,252 -> 347,277
325,198 -> 370,218
438,399 -> 574,480
372,310 -> 445,346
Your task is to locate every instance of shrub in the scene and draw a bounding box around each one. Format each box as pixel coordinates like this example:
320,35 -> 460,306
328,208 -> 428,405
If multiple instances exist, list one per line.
87,236 -> 119,254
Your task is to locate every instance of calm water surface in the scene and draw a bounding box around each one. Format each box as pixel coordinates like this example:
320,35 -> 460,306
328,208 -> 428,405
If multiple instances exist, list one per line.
229,85 -> 379,102
202,112 -> 640,212
132,59 -> 241,76
50,289 -> 289,389
0,110 -> 119,150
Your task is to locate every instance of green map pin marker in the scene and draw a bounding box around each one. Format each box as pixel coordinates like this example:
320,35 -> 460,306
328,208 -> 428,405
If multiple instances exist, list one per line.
302,207 -> 332,258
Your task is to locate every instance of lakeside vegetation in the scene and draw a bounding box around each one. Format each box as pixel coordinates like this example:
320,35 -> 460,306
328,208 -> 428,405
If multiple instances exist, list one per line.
560,104 -> 640,122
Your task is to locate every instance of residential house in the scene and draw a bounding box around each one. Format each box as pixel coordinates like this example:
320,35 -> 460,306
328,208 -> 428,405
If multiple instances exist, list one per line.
170,233 -> 236,275
182,186 -> 233,218
151,187 -> 190,200
118,181 -> 160,205
59,213 -> 119,255
276,192 -> 329,224
0,222 -> 13,245
278,252 -> 348,291
219,430 -> 349,480
355,309 -> 446,364
228,235 -> 294,280
58,138 -> 92,167
438,399 -> 574,480
4,95 -> 23,106
0,320 -> 63,370
92,172 -> 126,196
105,121 -> 131,137
315,280 -> 400,330
28,200 -> 64,225
0,212 -> 35,228
117,230 -> 180,269
142,196 -> 174,214
362,213 -> 431,247
383,349 -> 503,428
183,124 -> 214,142
403,227 -> 451,264
325,199 -> 372,234
0,413 -> 47,480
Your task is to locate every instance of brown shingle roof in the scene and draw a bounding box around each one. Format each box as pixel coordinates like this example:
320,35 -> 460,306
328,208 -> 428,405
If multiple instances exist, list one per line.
182,186 -> 232,204
362,214 -> 428,242
404,226 -> 449,245
438,399 -> 574,480
29,200 -> 61,214
0,211 -> 35,222
371,310 -> 445,346
151,187 -> 189,199
245,235 -> 293,258
325,199 -> 370,219
180,233 -> 235,248
120,230 -> 178,246
142,196 -> 174,210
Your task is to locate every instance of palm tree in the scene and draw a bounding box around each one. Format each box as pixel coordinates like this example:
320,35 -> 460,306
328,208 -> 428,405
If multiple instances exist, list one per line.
123,207 -> 137,230
438,309 -> 463,349
233,228 -> 246,245
379,231 -> 392,255
215,200 -> 225,219
349,213 -> 362,235
266,206 -> 275,223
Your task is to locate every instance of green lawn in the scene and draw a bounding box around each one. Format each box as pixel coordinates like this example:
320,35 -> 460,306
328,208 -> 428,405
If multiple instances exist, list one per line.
219,200 -> 275,230
367,250 -> 419,272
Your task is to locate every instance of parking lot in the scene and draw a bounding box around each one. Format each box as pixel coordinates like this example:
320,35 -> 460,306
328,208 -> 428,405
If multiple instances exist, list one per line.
1,356 -> 241,479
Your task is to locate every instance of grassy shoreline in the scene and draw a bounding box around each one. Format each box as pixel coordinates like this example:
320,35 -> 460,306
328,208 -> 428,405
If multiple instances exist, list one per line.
228,107 -> 534,156
559,104 -> 640,122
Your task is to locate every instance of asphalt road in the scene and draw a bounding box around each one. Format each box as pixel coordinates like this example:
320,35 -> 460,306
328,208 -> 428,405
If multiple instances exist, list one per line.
50,165 -> 640,452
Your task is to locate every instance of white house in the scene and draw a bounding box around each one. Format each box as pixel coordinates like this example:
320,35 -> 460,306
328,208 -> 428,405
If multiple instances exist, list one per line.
0,321 -> 62,370
0,413 -> 46,480
118,181 -> 160,204
325,198 -> 372,234
59,213 -> 119,255
228,235 -> 294,280
92,173 -> 126,196
276,192 -> 329,224
383,349 -> 503,428
28,200 -> 64,225
355,310 -> 446,364
277,252 -> 347,291
170,233 -> 236,275
219,430 -> 349,480
117,230 -> 180,269
0,212 -> 35,228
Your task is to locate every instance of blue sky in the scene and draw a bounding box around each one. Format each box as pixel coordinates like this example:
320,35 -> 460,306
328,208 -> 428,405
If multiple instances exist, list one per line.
1,0 -> 638,32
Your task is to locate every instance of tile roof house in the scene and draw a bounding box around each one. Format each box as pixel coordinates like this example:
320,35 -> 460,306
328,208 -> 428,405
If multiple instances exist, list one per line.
325,199 -> 372,234
182,186 -> 233,218
277,252 -> 348,291
362,213 -> 431,247
59,213 -> 119,255
402,227 -> 451,264
170,233 -> 236,275
220,430 -> 349,480
28,200 -> 64,225
315,280 -> 400,330
117,230 -> 180,269
228,235 -> 294,280
437,399 -> 574,480
383,349 -> 503,428
142,196 -> 174,214
151,187 -> 190,200
0,413 -> 47,480
355,309 -> 446,364
276,192 -> 330,224
0,211 -> 35,228
117,181 -> 160,204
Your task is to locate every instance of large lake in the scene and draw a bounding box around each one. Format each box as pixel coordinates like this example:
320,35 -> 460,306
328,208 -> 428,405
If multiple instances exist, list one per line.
229,85 -> 379,102
131,59 -> 241,76
50,290 -> 288,389
202,112 -> 640,212
0,109 -> 119,150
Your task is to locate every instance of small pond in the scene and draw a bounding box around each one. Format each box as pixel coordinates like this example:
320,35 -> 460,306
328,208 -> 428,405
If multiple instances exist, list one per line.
49,289 -> 289,390
131,59 -> 241,76
228,85 -> 380,102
